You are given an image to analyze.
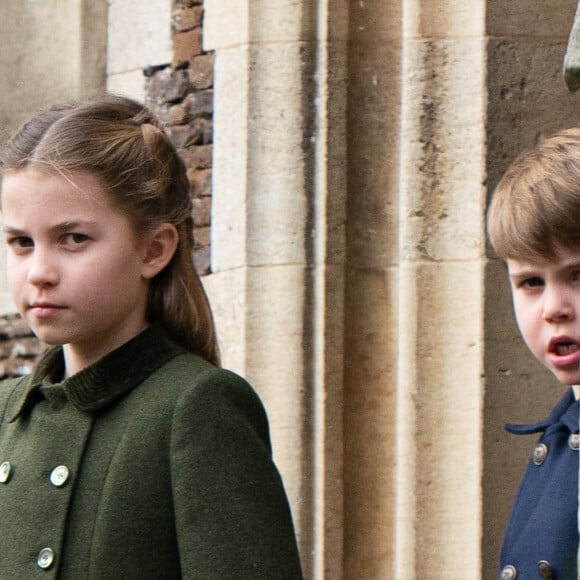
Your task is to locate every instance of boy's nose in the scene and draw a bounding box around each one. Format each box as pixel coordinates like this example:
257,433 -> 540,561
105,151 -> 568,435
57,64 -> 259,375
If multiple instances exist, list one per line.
542,287 -> 574,322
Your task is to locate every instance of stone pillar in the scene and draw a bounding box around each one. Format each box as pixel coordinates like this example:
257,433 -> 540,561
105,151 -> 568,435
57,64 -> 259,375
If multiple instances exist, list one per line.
203,0 -> 348,577
393,1 -> 488,576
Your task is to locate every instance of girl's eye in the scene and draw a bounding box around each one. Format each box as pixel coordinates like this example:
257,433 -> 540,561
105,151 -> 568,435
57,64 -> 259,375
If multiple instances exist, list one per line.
61,233 -> 89,246
7,236 -> 33,251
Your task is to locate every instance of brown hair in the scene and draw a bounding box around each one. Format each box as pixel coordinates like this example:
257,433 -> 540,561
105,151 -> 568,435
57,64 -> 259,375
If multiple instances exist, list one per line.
487,128 -> 580,261
1,93 -> 220,366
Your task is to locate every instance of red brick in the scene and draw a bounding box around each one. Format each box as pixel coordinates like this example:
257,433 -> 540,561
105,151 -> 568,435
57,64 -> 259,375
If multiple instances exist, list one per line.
173,29 -> 203,68
172,6 -> 202,32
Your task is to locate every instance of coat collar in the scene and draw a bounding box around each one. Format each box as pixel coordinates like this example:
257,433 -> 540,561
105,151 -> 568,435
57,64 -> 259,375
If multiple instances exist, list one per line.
505,387 -> 579,435
7,325 -> 185,421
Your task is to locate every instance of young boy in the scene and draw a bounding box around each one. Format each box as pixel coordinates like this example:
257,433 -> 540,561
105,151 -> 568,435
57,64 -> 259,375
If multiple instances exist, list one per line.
487,128 -> 580,580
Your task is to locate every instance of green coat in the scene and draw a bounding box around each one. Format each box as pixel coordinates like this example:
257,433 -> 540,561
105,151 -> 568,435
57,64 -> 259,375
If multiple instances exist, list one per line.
0,326 -> 303,579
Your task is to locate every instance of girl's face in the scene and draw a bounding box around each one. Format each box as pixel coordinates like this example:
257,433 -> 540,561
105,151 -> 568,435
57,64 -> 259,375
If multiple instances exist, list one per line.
1,168 -> 154,375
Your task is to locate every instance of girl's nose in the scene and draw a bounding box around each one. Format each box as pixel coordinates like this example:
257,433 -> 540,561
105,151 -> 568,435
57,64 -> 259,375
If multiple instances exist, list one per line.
26,250 -> 59,287
542,286 -> 574,322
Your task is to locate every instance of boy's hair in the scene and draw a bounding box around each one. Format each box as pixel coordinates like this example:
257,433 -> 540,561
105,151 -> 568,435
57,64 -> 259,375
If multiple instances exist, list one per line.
0,93 -> 220,366
487,127 -> 580,260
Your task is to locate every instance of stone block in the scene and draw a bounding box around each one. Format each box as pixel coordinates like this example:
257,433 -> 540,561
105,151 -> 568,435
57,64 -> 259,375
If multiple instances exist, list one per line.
167,103 -> 189,125
185,89 -> 213,117
180,144 -> 213,169
343,265 -> 397,578
188,54 -> 215,90
193,225 -> 210,248
107,70 -> 146,103
188,167 -> 212,197
203,0 -> 249,50
172,6 -> 202,32
487,0 -> 576,37
173,28 -> 203,68
395,260 -> 484,577
107,0 -> 172,74
399,38 -> 487,262
167,124 -> 203,148
193,196 -> 212,227
404,0 -> 484,38
193,245 -> 211,275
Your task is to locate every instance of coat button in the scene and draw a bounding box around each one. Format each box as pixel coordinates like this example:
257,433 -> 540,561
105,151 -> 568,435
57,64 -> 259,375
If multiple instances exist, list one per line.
0,461 -> 11,483
37,547 -> 55,569
500,564 -> 517,579
533,443 -> 548,465
569,433 -> 580,451
49,465 -> 70,487
537,560 -> 554,578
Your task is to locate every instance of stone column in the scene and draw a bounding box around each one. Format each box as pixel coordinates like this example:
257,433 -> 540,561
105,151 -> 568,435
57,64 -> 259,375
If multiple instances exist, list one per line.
203,0 -> 348,577
394,0 -> 488,576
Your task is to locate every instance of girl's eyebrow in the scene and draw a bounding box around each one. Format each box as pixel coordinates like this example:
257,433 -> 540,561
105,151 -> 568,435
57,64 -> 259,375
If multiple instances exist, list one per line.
3,221 -> 98,235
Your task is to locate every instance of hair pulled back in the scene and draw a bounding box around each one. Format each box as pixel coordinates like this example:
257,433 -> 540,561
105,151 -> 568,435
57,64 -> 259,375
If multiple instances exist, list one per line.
1,93 -> 220,366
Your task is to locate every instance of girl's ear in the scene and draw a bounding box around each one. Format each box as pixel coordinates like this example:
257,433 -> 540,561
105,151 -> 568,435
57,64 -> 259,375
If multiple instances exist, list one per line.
141,223 -> 179,279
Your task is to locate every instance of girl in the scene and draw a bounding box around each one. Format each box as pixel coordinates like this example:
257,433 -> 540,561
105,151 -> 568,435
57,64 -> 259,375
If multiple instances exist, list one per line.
0,94 -> 303,579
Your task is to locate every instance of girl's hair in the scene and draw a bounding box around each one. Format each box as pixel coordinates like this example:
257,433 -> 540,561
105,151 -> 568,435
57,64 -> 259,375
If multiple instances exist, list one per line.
487,128 -> 580,261
1,93 -> 220,366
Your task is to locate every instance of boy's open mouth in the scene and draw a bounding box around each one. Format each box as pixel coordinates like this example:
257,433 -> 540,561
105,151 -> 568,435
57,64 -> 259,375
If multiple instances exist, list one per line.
549,337 -> 580,356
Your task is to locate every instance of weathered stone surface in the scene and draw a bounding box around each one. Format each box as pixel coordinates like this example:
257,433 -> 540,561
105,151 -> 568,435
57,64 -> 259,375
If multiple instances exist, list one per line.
167,124 -> 204,148
173,29 -> 203,68
193,196 -> 211,227
188,167 -> 212,197
0,314 -> 43,378
167,103 -> 189,125
193,245 -> 210,275
187,54 -> 214,90
185,89 -> 213,117
193,225 -> 210,248
180,144 -> 213,169
172,6 -> 202,32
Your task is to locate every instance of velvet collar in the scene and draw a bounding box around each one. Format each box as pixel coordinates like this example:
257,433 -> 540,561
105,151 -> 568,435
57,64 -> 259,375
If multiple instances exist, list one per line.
8,325 -> 184,421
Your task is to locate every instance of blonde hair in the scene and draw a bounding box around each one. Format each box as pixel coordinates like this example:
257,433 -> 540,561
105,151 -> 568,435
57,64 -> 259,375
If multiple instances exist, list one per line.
487,128 -> 580,261
1,94 -> 220,366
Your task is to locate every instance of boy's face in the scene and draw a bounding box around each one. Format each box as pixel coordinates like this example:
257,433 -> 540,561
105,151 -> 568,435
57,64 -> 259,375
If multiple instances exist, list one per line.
507,244 -> 580,385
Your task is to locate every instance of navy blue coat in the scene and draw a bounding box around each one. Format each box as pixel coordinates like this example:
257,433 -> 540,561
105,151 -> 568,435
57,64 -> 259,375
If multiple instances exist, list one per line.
498,388 -> 579,579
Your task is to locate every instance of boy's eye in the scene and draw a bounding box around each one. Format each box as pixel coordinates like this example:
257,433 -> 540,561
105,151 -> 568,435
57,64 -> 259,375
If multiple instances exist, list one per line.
520,277 -> 544,289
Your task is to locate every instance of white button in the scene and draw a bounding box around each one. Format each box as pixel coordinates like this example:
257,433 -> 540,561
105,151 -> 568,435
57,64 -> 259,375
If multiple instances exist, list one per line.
37,547 -> 55,569
49,465 -> 70,487
569,433 -> 580,451
533,443 -> 548,465
0,461 -> 12,483
500,564 -> 517,580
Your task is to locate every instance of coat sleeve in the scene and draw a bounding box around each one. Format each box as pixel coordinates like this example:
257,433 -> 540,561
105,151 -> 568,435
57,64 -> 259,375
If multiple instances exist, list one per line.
170,367 -> 304,580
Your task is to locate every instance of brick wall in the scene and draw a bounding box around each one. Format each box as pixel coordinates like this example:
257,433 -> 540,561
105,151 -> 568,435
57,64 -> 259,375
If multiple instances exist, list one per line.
0,0 -> 214,378
146,0 -> 213,276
